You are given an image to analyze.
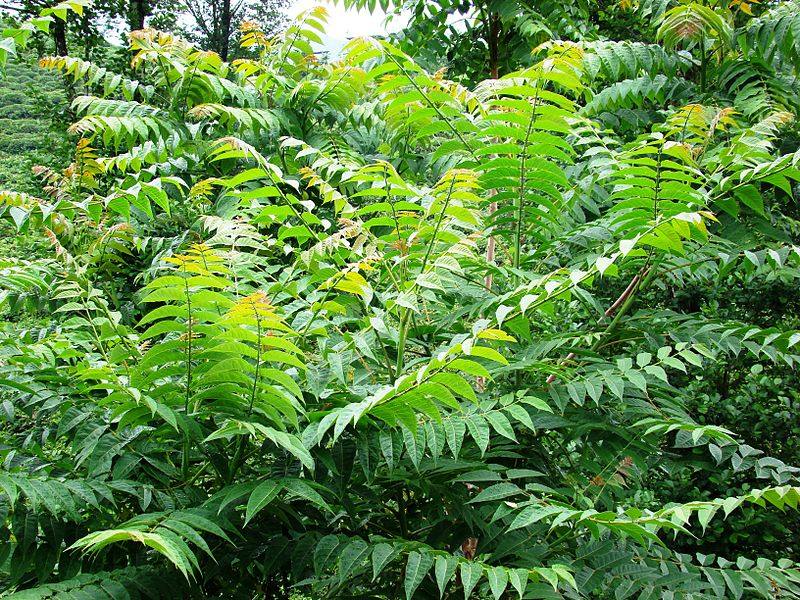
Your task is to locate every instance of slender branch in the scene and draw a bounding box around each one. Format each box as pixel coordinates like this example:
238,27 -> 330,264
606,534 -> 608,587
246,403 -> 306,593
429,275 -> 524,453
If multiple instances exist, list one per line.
545,265 -> 650,384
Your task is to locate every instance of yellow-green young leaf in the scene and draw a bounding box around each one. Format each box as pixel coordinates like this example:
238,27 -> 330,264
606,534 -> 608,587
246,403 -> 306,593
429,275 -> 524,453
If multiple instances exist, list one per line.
468,346 -> 509,365
520,396 -> 553,413
417,382 -> 460,410
140,320 -> 186,340
261,349 -> 308,370
141,287 -> 188,303
448,359 -> 491,379
149,529 -> 200,577
477,328 -> 517,342
160,519 -> 214,559
138,304 -> 188,326
171,511 -> 233,545
70,529 -> 196,580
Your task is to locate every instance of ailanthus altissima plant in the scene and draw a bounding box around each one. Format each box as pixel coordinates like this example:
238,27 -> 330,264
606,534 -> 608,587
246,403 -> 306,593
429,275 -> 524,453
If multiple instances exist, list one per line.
1,1 -> 800,598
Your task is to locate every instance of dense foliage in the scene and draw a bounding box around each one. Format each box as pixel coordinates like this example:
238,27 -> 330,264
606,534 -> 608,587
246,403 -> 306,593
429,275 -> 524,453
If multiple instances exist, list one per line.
1,0 -> 800,598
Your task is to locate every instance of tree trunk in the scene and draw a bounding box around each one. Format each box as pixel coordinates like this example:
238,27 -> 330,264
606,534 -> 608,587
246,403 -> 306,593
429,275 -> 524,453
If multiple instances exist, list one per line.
51,13 -> 75,117
488,10 -> 500,79
483,9 -> 501,293
52,17 -> 68,56
129,0 -> 148,31
81,11 -> 92,59
219,0 -> 231,61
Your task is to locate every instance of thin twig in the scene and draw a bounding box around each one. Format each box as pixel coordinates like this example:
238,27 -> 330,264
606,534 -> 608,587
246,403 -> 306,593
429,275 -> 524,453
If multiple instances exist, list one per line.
546,266 -> 650,384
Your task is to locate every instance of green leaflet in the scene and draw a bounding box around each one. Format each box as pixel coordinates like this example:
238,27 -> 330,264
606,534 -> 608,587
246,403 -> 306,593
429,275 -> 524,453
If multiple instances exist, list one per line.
244,480 -> 283,525
487,566 -> 509,600
404,551 -> 433,599
435,555 -> 458,597
508,504 -> 564,531
460,561 -> 483,598
372,543 -> 397,581
338,538 -> 371,583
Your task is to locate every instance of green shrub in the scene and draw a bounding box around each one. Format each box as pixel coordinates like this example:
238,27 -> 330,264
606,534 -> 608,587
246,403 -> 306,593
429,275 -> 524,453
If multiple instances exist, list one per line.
0,4 -> 799,600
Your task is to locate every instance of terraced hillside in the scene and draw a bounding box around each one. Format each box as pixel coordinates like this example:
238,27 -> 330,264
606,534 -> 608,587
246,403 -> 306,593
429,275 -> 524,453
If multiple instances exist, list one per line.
0,59 -> 68,320
0,58 -> 68,196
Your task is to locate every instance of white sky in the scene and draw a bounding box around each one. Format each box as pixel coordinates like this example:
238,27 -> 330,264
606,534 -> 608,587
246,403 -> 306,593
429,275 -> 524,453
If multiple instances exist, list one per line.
288,0 -> 408,39
288,0 -> 412,55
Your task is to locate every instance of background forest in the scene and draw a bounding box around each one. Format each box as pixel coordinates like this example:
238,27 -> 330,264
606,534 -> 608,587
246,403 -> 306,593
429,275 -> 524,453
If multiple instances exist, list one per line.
0,0 -> 799,598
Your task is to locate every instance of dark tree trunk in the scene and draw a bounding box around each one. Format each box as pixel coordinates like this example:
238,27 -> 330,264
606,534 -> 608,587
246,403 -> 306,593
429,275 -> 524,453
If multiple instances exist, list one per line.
52,17 -> 68,56
219,0 -> 231,61
81,11 -> 92,59
129,0 -> 148,31
482,9 -> 502,297
51,13 -> 76,116
488,10 -> 500,78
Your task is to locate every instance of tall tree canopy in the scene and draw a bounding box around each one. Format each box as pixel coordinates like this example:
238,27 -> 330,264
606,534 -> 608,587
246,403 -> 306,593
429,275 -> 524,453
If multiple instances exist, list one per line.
181,0 -> 289,60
